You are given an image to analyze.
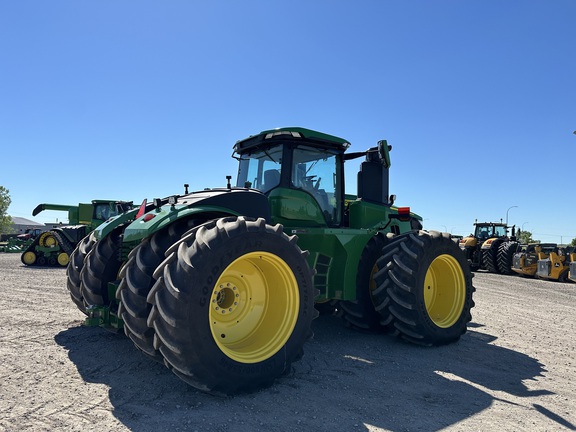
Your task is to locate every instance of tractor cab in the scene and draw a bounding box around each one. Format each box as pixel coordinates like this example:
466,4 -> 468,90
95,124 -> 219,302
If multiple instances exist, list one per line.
474,223 -> 508,240
235,128 -> 347,227
234,127 -> 394,229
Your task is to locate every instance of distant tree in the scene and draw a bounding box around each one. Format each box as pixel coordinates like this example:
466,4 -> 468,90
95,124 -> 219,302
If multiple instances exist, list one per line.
570,238 -> 576,247
517,230 -> 536,244
0,186 -> 12,235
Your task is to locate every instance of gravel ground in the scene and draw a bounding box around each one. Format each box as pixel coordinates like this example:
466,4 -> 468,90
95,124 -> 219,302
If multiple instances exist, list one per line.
0,252 -> 575,432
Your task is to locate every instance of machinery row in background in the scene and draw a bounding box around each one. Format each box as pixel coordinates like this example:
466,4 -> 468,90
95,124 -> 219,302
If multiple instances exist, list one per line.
459,220 -> 576,283
0,201 -> 133,265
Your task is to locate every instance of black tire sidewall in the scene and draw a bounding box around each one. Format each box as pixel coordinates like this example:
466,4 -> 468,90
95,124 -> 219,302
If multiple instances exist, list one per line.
387,231 -> 474,345
415,235 -> 473,341
159,220 -> 314,392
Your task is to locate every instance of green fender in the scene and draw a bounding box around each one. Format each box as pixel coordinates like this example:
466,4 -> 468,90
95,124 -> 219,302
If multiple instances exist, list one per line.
93,208 -> 141,240
121,205 -> 240,243
291,227 -> 374,301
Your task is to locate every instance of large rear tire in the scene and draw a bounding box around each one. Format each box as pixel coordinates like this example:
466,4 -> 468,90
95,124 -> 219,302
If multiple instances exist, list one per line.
66,233 -> 97,314
373,230 -> 475,346
148,216 -> 316,395
80,228 -> 124,307
117,219 -> 199,362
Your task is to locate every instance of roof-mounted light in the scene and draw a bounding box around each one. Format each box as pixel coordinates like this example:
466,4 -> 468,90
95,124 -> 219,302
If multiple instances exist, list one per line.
264,131 -> 302,139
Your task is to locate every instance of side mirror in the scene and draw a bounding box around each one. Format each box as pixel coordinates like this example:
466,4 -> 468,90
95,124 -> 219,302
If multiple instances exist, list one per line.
389,194 -> 396,205
377,140 -> 391,168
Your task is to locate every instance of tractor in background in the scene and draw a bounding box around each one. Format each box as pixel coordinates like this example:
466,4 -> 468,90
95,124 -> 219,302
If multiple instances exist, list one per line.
17,228 -> 45,241
65,127 -> 474,395
21,200 -> 133,267
459,221 -> 517,273
511,243 -> 558,277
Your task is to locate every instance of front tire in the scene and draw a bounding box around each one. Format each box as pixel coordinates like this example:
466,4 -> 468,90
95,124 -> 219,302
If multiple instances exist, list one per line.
148,216 -> 316,395
117,218 -> 199,362
483,239 -> 503,273
80,228 -> 124,307
66,233 -> 97,314
373,230 -> 475,346
497,240 -> 518,275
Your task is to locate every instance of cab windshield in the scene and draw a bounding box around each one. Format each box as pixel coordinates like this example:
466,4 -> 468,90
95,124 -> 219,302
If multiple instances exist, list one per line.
236,144 -> 342,226
475,224 -> 507,240
236,146 -> 282,193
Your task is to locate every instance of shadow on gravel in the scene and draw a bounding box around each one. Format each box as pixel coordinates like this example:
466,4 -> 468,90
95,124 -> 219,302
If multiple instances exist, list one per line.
533,404 -> 576,431
55,315 -> 561,432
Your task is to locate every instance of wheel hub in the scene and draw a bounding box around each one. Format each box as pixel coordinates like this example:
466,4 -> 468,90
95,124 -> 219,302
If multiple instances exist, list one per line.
212,284 -> 239,314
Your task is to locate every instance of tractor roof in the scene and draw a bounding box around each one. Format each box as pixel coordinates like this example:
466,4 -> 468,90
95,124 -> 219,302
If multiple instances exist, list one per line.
234,127 -> 351,154
91,200 -> 133,205
474,221 -> 508,227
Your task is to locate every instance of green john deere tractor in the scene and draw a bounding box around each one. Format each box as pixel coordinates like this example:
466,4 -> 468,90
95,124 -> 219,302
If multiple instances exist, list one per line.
21,200 -> 133,267
66,127 -> 475,395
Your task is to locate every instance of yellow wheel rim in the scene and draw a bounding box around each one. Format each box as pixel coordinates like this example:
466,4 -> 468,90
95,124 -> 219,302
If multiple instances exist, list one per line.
39,232 -> 57,247
424,254 -> 466,328
38,232 -> 49,247
57,253 -> 69,266
210,251 -> 300,363
22,251 -> 36,265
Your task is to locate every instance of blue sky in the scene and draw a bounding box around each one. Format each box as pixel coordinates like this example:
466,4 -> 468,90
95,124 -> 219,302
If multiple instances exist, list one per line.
1,1 -> 575,244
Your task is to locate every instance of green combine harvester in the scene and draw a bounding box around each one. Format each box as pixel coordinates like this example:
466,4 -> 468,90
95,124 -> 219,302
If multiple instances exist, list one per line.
66,127 -> 475,395
21,200 -> 133,267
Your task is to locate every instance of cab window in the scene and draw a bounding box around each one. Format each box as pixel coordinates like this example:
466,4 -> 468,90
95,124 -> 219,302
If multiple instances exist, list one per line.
292,146 -> 341,226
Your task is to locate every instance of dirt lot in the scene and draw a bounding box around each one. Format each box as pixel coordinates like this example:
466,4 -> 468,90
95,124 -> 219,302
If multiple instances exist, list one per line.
0,252 -> 575,432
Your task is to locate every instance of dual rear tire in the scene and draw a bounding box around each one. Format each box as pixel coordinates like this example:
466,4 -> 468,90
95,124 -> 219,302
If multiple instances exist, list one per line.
337,230 -> 474,346
373,230 -> 475,346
